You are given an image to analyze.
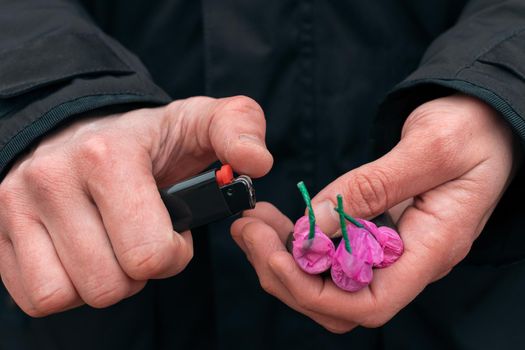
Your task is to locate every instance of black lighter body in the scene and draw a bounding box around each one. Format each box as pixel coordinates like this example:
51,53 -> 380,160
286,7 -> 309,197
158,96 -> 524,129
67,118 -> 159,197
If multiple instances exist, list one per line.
160,165 -> 256,232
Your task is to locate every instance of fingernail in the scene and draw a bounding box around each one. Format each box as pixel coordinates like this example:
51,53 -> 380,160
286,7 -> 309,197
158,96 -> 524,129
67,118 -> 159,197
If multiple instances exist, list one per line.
312,200 -> 340,236
239,134 -> 265,148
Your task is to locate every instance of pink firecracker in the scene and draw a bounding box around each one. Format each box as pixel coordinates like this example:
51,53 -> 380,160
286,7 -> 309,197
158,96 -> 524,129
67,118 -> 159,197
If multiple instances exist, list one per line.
330,226 -> 383,292
357,219 -> 404,268
292,216 -> 335,274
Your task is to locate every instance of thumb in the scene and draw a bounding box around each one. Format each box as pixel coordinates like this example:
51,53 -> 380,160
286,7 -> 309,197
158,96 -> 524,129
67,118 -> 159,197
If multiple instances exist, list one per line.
310,124 -> 474,234
161,95 -> 273,179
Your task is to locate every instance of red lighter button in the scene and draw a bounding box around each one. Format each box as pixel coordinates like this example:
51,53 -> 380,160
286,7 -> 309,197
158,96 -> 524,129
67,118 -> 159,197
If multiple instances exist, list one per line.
216,164 -> 234,186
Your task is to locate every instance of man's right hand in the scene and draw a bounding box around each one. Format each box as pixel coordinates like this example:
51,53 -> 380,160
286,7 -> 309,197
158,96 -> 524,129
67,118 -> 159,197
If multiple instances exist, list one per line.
0,96 -> 273,317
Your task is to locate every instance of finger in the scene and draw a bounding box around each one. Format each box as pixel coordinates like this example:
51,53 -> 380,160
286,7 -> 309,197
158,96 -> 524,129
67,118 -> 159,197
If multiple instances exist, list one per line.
0,236 -> 35,315
238,204 -> 360,330
231,217 -> 260,254
209,96 -> 273,177
164,96 -> 273,179
268,252 -> 357,333
9,220 -> 82,314
232,201 -> 293,254
31,182 -> 145,308
240,220 -> 356,333
243,202 -> 294,242
310,121 -> 478,234
272,166 -> 497,326
86,154 -> 193,281
0,178 -> 82,315
269,245 -> 376,326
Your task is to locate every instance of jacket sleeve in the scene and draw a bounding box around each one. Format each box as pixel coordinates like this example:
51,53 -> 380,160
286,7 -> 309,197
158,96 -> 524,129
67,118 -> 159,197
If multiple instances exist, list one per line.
376,0 -> 525,153
0,0 -> 171,179
376,0 -> 525,265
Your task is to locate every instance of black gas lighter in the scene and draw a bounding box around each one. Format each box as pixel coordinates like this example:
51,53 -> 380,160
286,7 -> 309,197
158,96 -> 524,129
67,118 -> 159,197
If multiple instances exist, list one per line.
160,165 -> 256,232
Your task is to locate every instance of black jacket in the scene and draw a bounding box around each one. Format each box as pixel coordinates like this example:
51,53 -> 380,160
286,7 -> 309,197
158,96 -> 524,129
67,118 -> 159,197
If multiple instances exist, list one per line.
1,1 -> 525,349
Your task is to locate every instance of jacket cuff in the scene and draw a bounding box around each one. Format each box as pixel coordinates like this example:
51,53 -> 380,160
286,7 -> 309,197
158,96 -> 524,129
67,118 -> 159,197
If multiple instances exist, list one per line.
0,31 -> 171,179
375,30 -> 525,155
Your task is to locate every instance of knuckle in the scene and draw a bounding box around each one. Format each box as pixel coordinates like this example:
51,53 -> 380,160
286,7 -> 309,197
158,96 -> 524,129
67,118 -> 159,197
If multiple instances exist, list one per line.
418,221 -> 455,257
361,315 -> 389,329
360,311 -> 391,328
322,321 -> 353,334
405,104 -> 469,171
22,307 -> 45,318
347,170 -> 389,217
22,158 -> 62,193
242,231 -> 258,251
449,239 -> 472,266
21,157 -> 78,207
225,95 -> 260,110
355,295 -> 391,328
168,96 -> 212,120
164,98 -> 185,117
426,228 -> 471,269
119,242 -> 174,280
426,128 -> 462,171
29,286 -> 75,316
1,292 -> 37,318
76,134 -> 114,168
21,303 -> 48,318
221,95 -> 264,118
296,293 -> 316,311
83,280 -> 130,309
259,277 -> 277,295
5,293 -> 44,318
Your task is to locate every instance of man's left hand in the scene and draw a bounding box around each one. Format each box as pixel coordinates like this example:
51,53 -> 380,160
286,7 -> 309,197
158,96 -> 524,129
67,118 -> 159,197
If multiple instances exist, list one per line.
231,95 -> 517,333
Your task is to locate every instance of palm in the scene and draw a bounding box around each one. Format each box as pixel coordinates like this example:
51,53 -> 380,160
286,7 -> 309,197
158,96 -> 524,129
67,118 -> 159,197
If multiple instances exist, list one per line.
231,94 -> 516,333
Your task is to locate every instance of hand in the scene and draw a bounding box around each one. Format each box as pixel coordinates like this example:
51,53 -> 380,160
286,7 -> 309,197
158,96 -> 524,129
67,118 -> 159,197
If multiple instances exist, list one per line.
231,94 -> 517,333
0,96 -> 273,316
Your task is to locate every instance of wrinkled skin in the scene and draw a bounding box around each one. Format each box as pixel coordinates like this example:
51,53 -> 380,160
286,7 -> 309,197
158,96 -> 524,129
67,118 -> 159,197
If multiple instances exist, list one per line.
231,95 -> 517,333
0,96 -> 273,316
